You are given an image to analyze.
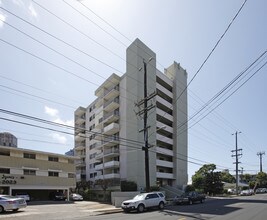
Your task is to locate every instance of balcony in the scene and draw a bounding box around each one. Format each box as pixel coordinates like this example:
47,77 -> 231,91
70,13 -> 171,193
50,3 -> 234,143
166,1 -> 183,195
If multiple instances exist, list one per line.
76,170 -> 86,175
76,153 -> 86,159
95,161 -> 120,170
75,144 -> 85,151
101,136 -> 119,147
95,151 -> 103,159
75,160 -> 86,167
156,133 -> 173,145
75,133 -> 86,142
104,86 -> 119,100
156,107 -> 173,122
103,122 -> 119,135
95,96 -> 104,108
95,173 -> 120,180
103,97 -> 119,112
75,115 -> 86,125
156,121 -> 173,134
75,107 -> 86,117
156,159 -> 173,168
104,148 -> 119,157
156,172 -> 174,179
103,110 -> 119,125
156,146 -> 174,156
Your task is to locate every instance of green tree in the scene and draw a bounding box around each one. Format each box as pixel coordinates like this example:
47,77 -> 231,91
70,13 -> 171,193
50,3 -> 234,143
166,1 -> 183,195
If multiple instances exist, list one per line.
94,179 -> 113,201
242,174 -> 253,184
192,164 -> 223,195
185,185 -> 195,192
256,172 -> 267,187
121,180 -> 137,192
221,172 -> 235,183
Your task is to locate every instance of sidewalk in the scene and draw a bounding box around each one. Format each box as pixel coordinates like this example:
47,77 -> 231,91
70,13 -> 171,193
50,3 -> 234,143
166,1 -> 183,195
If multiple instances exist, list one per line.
77,201 -> 122,215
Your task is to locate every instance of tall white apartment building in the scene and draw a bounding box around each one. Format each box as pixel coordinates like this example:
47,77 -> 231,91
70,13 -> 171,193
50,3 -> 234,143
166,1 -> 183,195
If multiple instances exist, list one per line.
74,39 -> 188,189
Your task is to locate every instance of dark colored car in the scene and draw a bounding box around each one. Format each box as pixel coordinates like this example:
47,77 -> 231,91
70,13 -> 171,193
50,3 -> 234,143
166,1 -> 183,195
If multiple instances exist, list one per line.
174,191 -> 205,205
49,192 -> 66,201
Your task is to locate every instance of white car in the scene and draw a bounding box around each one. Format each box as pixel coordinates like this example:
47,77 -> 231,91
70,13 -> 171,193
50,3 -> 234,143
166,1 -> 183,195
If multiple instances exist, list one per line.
121,192 -> 166,213
70,193 -> 83,201
0,195 -> 27,213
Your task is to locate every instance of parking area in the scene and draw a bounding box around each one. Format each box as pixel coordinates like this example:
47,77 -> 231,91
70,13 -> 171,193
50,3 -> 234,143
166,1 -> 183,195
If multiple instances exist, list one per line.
0,201 -> 121,220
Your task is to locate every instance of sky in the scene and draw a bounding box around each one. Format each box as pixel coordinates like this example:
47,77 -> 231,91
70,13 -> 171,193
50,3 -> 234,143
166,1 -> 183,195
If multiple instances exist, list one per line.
0,0 -> 266,182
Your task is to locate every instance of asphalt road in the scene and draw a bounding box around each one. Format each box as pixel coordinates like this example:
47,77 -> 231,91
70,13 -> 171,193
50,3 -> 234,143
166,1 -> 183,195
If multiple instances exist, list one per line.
0,194 -> 266,220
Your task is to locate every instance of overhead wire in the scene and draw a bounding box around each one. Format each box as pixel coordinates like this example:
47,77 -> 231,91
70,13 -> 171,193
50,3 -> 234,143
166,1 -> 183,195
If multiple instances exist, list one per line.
0,108 -> 234,169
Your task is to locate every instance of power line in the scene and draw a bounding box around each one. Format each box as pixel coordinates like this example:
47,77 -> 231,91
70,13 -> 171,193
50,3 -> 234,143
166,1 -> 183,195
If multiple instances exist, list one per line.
0,84 -> 76,109
174,0 -> 248,104
73,0 -> 248,132
28,2 -> 155,94
0,74 -> 84,106
0,38 -> 99,86
0,108 -> 233,169
179,57 -> 267,135
176,50 -> 267,136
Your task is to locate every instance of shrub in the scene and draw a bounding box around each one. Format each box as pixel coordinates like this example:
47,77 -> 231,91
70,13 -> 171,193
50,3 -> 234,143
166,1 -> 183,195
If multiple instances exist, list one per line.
121,180 -> 137,192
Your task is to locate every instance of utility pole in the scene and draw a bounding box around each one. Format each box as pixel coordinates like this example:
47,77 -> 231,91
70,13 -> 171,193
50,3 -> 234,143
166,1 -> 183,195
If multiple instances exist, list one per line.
135,58 -> 156,192
257,151 -> 265,172
231,131 -> 242,195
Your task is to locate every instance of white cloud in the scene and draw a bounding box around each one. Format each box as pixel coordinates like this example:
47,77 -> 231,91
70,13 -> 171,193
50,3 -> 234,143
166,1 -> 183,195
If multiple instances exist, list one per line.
28,3 -> 38,18
50,133 -> 67,144
45,106 -> 59,117
53,118 -> 74,127
0,13 -> 6,28
44,106 -> 74,127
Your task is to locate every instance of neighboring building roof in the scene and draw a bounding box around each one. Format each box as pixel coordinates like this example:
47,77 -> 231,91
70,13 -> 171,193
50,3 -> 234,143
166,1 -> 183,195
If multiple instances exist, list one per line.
0,144 -> 79,160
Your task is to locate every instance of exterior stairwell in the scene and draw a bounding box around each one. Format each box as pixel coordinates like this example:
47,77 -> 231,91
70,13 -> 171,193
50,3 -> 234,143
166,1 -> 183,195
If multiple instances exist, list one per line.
160,185 -> 184,199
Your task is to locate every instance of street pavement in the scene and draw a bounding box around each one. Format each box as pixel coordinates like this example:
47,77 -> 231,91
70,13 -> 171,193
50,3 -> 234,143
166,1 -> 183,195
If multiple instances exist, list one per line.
0,194 -> 266,219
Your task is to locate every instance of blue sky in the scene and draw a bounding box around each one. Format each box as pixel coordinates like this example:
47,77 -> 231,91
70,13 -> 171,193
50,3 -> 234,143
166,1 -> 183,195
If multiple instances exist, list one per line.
0,0 -> 266,182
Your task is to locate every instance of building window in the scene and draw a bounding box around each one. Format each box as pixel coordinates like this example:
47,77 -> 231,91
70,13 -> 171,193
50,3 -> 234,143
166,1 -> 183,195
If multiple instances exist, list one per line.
24,153 -> 36,159
48,171 -> 59,177
0,168 -> 10,174
68,159 -> 74,164
0,150 -> 10,156
68,173 -> 75,178
48,156 -> 59,162
24,169 -> 36,175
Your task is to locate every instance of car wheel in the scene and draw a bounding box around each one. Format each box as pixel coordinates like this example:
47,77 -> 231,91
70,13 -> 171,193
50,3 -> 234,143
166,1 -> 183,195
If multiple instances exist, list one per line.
189,200 -> 193,205
137,204 -> 145,213
158,201 -> 164,210
0,206 -> 4,213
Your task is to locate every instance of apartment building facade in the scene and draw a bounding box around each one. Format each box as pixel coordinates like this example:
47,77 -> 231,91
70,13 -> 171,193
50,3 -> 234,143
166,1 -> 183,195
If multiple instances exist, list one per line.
74,39 -> 188,189
0,145 -> 77,200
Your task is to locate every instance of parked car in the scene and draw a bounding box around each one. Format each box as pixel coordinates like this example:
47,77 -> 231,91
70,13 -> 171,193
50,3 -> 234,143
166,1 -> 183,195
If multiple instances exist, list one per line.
70,193 -> 83,201
240,189 -> 254,196
256,188 -> 267,194
16,193 -> 30,202
121,192 -> 166,213
174,191 -> 206,205
0,194 -> 27,213
49,192 -> 66,201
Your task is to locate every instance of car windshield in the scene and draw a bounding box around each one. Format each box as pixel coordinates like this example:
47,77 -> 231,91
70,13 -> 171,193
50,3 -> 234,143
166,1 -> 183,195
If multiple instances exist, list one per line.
133,194 -> 146,200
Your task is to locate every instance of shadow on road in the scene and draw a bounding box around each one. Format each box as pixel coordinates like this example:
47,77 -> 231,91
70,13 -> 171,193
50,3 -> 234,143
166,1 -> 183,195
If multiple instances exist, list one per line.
162,196 -> 267,218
